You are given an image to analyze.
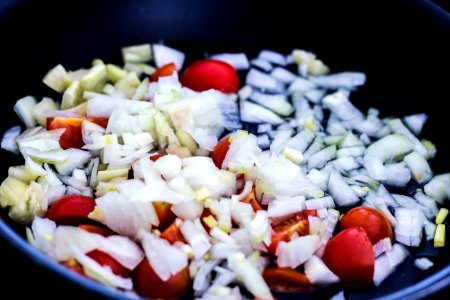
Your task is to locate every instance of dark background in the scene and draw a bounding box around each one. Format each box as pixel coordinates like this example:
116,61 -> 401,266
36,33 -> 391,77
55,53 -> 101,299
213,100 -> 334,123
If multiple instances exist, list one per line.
1,0 -> 450,299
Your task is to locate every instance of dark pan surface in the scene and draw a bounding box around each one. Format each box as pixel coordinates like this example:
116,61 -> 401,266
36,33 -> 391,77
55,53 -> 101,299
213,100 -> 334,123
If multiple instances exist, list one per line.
1,0 -> 449,299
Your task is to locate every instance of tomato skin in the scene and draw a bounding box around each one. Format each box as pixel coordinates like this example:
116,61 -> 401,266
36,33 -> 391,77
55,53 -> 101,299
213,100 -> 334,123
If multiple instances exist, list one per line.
47,117 -> 108,149
149,153 -> 163,162
153,201 -> 176,231
211,137 -> 231,169
86,249 -> 132,278
262,267 -> 312,292
134,259 -> 191,299
160,221 -> 186,244
340,206 -> 393,244
268,210 -> 317,255
323,227 -> 374,287
150,63 -> 177,82
79,224 -> 116,237
47,195 -> 96,225
241,188 -> 263,212
181,59 -> 239,93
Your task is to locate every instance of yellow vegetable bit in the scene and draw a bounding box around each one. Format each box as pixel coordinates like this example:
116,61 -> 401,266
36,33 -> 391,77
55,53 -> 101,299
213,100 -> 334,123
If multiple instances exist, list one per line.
434,224 -> 446,248
203,215 -> 217,229
436,208 -> 449,225
195,187 -> 211,202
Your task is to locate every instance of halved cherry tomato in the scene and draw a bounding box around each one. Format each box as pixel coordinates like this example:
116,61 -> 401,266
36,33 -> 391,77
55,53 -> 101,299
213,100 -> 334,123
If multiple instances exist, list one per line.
150,63 -> 177,82
47,195 -> 96,225
241,187 -> 263,212
262,267 -> 312,292
153,201 -> 176,231
79,224 -> 116,237
47,117 -> 108,149
87,249 -> 131,278
340,206 -> 393,244
149,153 -> 163,162
211,136 -> 231,169
160,221 -> 186,244
134,259 -> 191,299
181,59 -> 239,93
323,227 -> 374,287
268,210 -> 317,255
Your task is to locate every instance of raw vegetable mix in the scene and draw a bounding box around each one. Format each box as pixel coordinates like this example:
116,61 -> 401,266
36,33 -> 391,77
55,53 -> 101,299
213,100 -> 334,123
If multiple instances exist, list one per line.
1,43 -> 449,300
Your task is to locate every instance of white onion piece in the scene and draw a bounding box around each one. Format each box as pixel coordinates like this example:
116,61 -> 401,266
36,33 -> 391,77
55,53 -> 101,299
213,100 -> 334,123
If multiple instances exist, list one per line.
270,67 -> 297,83
180,219 -> 211,260
383,163 -> 411,188
305,197 -> 335,210
210,53 -> 249,70
394,208 -> 424,247
304,255 -> 340,285
193,260 -> 220,293
404,113 -> 428,136
228,252 -> 273,300
250,91 -> 293,117
87,95 -> 126,117
308,145 -> 336,170
99,235 -> 145,270
365,134 -> 414,163
267,196 -> 306,219
364,155 -> 387,181
288,77 -> 316,93
306,169 -> 329,191
1,126 -> 21,154
329,291 -> 345,300
373,237 -> 392,258
328,171 -> 359,207
373,244 -> 408,286
315,209 -> 340,257
310,72 -> 366,90
258,50 -> 286,66
322,91 -> 364,121
52,226 -> 102,261
404,151 -> 432,184
55,149 -> 91,176
139,231 -> 188,281
14,96 -> 37,128
424,174 -> 450,204
277,235 -> 320,268
414,258 -> 434,270
30,217 -> 56,255
246,69 -> 284,92
251,58 -> 273,72
414,192 -> 438,220
153,44 -> 185,70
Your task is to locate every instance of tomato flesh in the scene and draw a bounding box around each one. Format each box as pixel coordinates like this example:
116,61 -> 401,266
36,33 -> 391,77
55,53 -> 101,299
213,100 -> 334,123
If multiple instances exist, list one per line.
86,249 -> 131,278
153,201 -> 176,231
79,224 -> 116,237
323,227 -> 374,287
134,259 -> 191,299
151,63 -> 177,82
340,206 -> 393,244
47,117 -> 108,149
47,195 -> 96,225
160,221 -> 186,244
211,137 -> 231,169
181,59 -> 239,93
262,267 -> 312,292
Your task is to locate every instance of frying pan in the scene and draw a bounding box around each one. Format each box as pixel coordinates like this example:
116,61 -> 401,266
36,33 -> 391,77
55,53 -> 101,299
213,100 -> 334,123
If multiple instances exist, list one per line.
0,0 -> 449,299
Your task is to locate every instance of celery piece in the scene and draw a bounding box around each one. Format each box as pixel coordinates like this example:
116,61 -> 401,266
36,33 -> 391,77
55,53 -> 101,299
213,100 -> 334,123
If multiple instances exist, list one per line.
176,130 -> 197,154
97,169 -> 129,183
106,64 -> 128,83
43,64 -> 71,93
114,72 -> 140,99
61,80 -> 83,109
14,96 -> 37,128
436,208 -> 449,225
434,224 -> 446,248
80,63 -> 107,92
121,44 -> 152,63
33,97 -> 59,126
124,63 -> 156,76
132,78 -> 150,101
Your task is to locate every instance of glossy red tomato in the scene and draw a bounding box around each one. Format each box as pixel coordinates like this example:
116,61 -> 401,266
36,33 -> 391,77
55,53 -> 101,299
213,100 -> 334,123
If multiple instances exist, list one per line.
323,227 -> 375,287
268,210 -> 317,255
262,267 -> 312,292
340,206 -> 393,244
153,201 -> 176,231
149,153 -> 163,162
87,249 -> 132,278
211,136 -> 231,169
134,259 -> 191,299
241,188 -> 263,212
47,195 -> 96,225
47,117 -> 108,149
150,63 -> 177,82
181,59 -> 239,93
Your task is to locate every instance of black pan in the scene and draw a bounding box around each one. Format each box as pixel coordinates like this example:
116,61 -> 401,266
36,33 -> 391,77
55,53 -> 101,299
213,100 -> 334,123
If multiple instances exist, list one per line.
1,0 -> 449,299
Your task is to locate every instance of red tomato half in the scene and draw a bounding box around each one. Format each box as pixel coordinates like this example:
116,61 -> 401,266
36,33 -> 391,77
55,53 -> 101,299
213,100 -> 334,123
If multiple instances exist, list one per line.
47,195 -> 96,225
160,220 -> 186,244
262,267 -> 312,292
153,201 -> 176,231
47,117 -> 108,149
340,206 -> 393,244
87,249 -> 132,278
181,59 -> 239,93
268,210 -> 317,255
323,227 -> 375,287
150,63 -> 177,82
134,259 -> 191,299
211,136 -> 231,169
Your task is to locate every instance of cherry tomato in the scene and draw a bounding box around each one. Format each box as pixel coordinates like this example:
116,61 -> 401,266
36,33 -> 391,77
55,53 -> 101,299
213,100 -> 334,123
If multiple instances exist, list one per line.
323,227 -> 374,287
87,249 -> 131,278
149,153 -> 163,162
134,259 -> 191,299
241,188 -> 263,212
47,117 -> 108,149
268,210 -> 317,255
150,63 -> 177,82
78,224 -> 116,237
47,195 -> 96,225
181,59 -> 239,93
340,206 -> 393,244
211,136 -> 231,169
262,267 -> 312,292
153,201 -> 176,231
160,220 -> 186,244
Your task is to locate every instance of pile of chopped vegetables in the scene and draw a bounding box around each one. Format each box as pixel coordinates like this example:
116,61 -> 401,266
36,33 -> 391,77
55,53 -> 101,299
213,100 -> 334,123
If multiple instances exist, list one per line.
0,43 -> 449,300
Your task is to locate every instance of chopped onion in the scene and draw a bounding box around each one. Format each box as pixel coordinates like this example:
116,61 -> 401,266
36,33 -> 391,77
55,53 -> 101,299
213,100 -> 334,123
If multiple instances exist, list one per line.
328,171 -> 359,207
270,67 -> 297,83
404,113 -> 428,136
210,53 -> 249,70
414,257 -> 433,270
373,244 -> 408,286
14,96 -> 37,128
424,174 -> 450,204
277,235 -> 320,268
1,126 -> 21,154
304,255 -> 340,285
246,69 -> 283,92
153,44 -> 185,70
373,237 -> 392,258
310,72 -> 366,90
394,208 -> 424,247
180,219 -> 211,260
258,50 -> 286,66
